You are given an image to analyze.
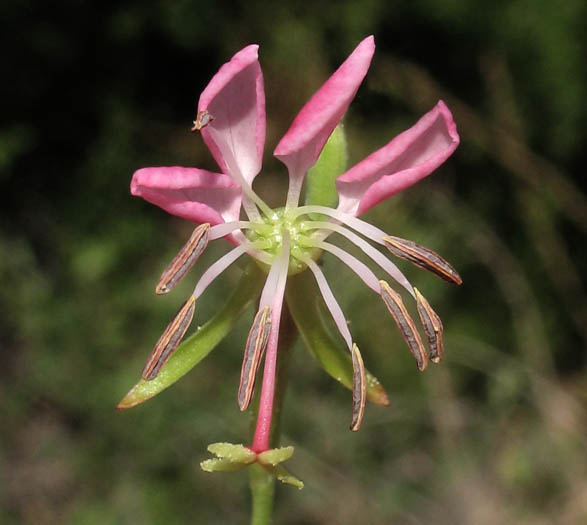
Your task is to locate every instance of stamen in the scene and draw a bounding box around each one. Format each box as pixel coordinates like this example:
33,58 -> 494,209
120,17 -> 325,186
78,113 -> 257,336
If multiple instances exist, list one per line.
308,239 -> 390,294
305,221 -> 415,297
238,306 -> 272,411
350,343 -> 366,432
156,223 -> 210,295
208,221 -> 273,241
383,236 -> 462,285
191,110 -> 215,131
414,288 -> 444,363
247,244 -> 274,265
291,205 -> 389,245
193,243 -> 250,299
379,280 -> 428,371
142,295 -> 196,380
296,254 -> 353,350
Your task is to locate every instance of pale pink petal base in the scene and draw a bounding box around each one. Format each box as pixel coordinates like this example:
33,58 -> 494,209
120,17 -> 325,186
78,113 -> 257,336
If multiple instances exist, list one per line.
336,100 -> 460,216
198,45 -> 266,187
274,36 -> 375,192
131,167 -> 242,225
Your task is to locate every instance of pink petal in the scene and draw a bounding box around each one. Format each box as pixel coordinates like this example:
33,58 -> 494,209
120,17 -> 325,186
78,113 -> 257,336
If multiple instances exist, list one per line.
198,45 -> 266,187
273,36 -> 375,181
336,100 -> 460,216
131,167 -> 242,225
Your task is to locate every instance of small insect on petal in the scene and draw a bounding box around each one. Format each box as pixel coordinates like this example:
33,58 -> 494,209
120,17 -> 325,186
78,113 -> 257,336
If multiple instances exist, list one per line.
191,110 -> 215,132
238,306 -> 272,411
379,280 -> 428,371
142,295 -> 196,380
156,223 -> 210,295
383,236 -> 462,285
350,344 -> 366,432
414,288 -> 444,363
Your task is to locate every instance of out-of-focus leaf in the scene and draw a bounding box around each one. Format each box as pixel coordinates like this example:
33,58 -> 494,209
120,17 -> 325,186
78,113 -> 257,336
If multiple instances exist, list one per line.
117,263 -> 265,410
304,124 -> 348,211
286,271 -> 390,406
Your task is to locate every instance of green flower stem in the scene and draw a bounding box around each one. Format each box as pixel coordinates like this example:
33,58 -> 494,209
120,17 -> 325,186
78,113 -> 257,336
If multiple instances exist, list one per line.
249,464 -> 276,525
249,302 -> 297,525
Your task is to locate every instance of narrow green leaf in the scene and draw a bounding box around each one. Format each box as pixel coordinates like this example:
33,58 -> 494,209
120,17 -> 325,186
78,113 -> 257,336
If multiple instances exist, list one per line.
286,271 -> 390,406
304,124 -> 348,210
117,263 -> 265,410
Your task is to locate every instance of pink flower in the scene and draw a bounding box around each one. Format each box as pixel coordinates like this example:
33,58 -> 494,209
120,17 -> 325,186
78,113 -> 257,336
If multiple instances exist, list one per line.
130,36 -> 460,456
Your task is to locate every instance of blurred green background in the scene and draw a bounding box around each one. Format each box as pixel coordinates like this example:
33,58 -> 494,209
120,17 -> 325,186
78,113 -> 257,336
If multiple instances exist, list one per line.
2,0 -> 586,523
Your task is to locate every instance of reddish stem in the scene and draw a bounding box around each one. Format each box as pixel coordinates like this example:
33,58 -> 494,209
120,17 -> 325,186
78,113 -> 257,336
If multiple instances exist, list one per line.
251,303 -> 283,452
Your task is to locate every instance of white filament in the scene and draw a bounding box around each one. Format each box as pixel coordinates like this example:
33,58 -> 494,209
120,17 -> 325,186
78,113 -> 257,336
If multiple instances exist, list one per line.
312,240 -> 381,294
192,243 -> 249,299
292,205 -> 389,245
306,222 -> 415,298
297,255 -> 353,352
209,221 -> 253,240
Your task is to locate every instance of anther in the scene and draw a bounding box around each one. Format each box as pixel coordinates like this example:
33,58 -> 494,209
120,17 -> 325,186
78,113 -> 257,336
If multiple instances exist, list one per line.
383,236 -> 462,285
379,280 -> 428,371
142,295 -> 196,380
156,223 -> 210,295
238,306 -> 272,411
350,344 -> 366,432
191,110 -> 215,132
414,288 -> 444,363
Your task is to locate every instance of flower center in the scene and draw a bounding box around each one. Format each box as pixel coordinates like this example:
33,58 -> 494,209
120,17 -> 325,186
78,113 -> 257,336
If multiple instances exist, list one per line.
246,208 -> 321,275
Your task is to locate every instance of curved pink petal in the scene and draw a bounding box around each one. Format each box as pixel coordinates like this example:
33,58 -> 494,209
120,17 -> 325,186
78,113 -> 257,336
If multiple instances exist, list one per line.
273,36 -> 375,181
336,100 -> 460,216
198,45 -> 266,187
131,167 -> 242,225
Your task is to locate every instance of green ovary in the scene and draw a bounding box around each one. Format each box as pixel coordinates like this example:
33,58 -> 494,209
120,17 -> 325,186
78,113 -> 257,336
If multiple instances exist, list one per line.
246,208 -> 321,275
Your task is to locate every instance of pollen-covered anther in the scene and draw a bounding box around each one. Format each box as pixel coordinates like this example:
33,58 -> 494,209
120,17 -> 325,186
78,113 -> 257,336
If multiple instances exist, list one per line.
350,343 -> 366,432
142,294 -> 196,380
379,280 -> 428,371
414,288 -> 444,363
191,110 -> 215,132
238,306 -> 272,411
383,236 -> 462,285
156,223 -> 210,295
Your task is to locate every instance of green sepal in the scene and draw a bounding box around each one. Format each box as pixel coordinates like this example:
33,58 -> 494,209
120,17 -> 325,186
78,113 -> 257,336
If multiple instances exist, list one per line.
200,443 -> 256,472
200,458 -> 250,472
202,443 -> 303,489
257,446 -> 294,466
117,263 -> 265,410
265,464 -> 304,489
286,271 -> 390,406
207,443 -> 257,462
304,124 -> 348,211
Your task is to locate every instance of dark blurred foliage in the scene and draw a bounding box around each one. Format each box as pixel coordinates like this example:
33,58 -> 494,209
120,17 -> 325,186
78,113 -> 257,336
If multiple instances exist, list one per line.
1,1 -> 586,523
